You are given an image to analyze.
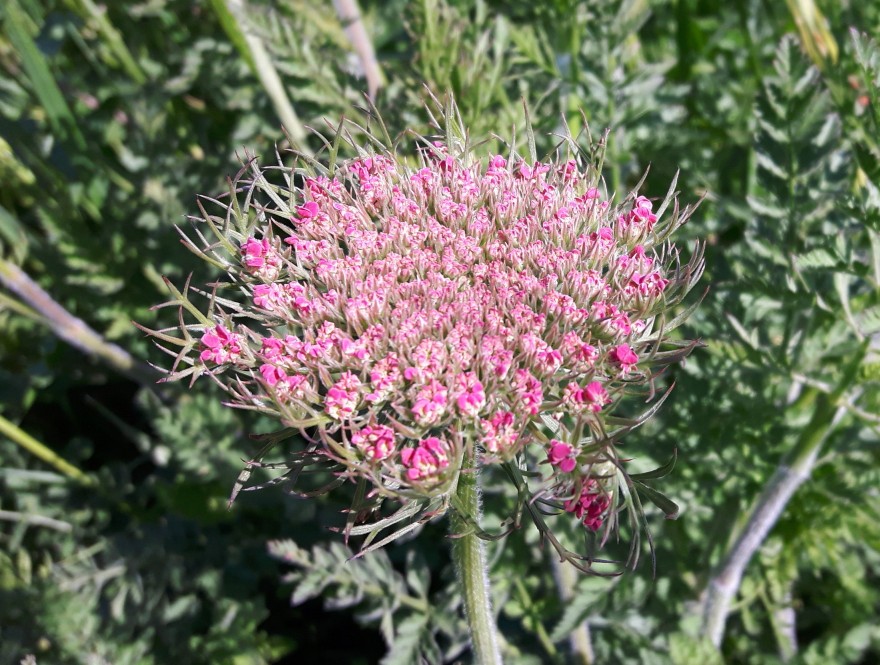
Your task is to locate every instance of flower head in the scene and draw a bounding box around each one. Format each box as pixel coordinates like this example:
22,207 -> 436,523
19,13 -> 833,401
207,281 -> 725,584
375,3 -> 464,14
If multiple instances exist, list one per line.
148,103 -> 704,567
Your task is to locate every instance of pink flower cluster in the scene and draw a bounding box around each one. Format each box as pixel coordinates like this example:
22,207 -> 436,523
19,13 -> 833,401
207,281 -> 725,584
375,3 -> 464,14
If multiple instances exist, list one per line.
186,141 -> 699,530
565,481 -> 612,532
199,326 -> 242,365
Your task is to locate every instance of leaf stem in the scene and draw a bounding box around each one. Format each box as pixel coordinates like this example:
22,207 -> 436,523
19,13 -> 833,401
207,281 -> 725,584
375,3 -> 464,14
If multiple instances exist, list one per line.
451,453 -> 502,665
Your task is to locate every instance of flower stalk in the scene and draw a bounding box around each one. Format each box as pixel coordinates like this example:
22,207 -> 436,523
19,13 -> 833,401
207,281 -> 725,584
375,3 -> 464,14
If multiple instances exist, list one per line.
451,451 -> 502,665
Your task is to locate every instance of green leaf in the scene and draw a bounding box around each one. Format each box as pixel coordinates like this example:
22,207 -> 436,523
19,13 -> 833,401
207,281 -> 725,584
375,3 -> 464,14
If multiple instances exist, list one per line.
2,0 -> 85,148
668,632 -> 724,665
0,205 -> 28,262
405,550 -> 430,600
629,450 -> 677,481
380,613 -> 429,665
548,577 -> 612,642
632,481 -> 680,519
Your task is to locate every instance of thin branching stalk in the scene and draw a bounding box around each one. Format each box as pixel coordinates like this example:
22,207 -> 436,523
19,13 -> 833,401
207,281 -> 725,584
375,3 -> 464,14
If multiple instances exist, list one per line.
63,0 -> 147,83
451,453 -> 502,665
0,413 -> 93,485
550,554 -> 594,664
770,584 -> 798,662
0,508 -> 73,533
222,0 -> 310,149
332,0 -> 384,100
698,388 -> 840,646
0,289 -> 40,320
0,258 -> 161,386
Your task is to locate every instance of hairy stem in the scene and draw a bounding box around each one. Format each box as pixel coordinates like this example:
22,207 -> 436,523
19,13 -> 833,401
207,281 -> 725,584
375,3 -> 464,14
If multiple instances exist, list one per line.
451,455 -> 502,665
699,388 -> 838,646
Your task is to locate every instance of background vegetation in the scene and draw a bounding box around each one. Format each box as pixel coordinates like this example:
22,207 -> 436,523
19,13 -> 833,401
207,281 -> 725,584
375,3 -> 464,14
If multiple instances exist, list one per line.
1,0 -> 878,663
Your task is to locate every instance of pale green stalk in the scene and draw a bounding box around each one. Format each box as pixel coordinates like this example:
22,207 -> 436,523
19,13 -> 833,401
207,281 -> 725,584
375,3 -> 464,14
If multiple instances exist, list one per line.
221,0 -> 310,149
451,454 -> 502,665
332,0 -> 384,100
0,258 -> 161,386
551,554 -> 594,664
698,387 -> 843,646
0,413 -> 92,485
63,0 -> 147,83
0,508 -> 73,532
769,585 -> 798,661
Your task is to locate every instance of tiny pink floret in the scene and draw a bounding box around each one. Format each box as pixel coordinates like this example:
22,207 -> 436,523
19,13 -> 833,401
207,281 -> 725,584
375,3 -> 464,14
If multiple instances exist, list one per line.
199,326 -> 241,364
411,379 -> 449,426
352,424 -> 396,462
548,440 -> 577,473
454,372 -> 486,417
481,411 -> 518,455
401,436 -> 450,482
325,372 -> 362,421
564,482 -> 611,531
611,344 -> 639,374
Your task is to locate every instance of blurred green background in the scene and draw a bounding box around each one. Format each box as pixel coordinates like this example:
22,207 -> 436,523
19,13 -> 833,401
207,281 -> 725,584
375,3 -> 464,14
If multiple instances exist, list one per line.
1,1 -> 879,663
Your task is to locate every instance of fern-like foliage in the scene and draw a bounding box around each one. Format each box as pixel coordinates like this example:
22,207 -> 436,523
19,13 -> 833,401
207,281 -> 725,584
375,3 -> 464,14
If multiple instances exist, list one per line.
849,30 -> 880,184
513,0 -> 685,185
267,540 -> 469,665
724,35 -> 878,379
700,34 -> 880,663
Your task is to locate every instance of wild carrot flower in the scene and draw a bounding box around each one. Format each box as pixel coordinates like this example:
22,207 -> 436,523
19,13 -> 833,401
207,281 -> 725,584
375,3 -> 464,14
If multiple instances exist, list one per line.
145,104 -> 704,573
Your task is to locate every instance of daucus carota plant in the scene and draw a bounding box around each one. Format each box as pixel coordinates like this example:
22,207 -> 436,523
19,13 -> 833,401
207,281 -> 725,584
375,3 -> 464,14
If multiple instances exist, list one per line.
142,100 -> 704,663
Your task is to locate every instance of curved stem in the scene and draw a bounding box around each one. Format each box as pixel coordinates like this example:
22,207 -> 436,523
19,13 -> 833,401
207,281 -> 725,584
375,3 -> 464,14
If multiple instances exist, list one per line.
0,258 -> 161,387
699,388 -> 838,645
451,455 -> 502,665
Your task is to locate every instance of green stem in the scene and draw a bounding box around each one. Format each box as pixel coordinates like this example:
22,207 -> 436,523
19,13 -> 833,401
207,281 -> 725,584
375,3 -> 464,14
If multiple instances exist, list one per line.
699,387 -> 838,646
362,583 -> 429,614
451,455 -> 502,665
0,258 -> 161,387
64,0 -> 147,84
0,413 -> 93,485
550,553 -> 593,664
220,0 -> 310,149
